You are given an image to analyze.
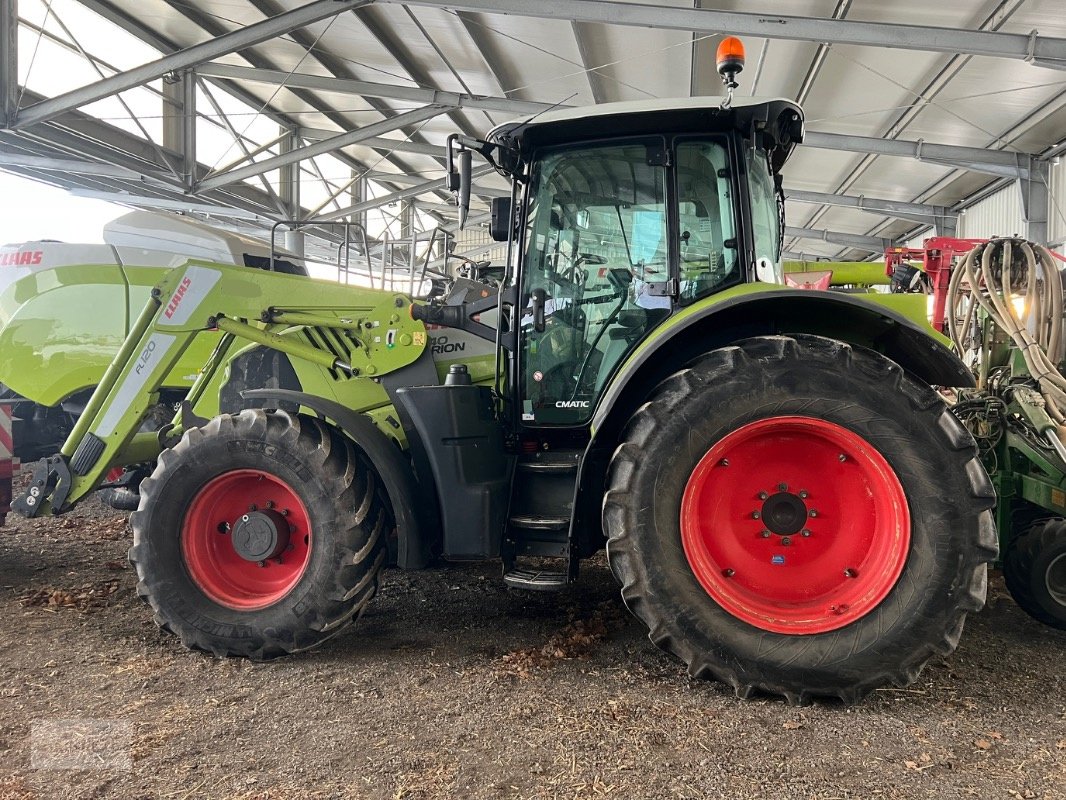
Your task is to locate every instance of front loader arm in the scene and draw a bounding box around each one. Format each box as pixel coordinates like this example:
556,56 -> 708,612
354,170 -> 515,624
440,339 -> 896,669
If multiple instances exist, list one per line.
15,261 -> 426,517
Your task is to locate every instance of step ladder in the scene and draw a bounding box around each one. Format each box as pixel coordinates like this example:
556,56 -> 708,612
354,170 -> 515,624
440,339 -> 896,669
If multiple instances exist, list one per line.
502,449 -> 581,591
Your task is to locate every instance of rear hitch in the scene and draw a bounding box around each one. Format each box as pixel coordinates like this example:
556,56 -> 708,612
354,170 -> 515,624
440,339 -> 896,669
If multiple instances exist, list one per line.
13,455 -> 72,518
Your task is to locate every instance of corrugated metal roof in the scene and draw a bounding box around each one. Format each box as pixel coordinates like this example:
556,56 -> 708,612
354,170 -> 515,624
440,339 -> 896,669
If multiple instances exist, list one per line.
2,0 -> 1065,263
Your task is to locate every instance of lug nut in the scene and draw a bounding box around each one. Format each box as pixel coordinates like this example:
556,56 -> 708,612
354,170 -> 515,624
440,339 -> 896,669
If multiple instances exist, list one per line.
248,504 -> 258,512
758,491 -> 769,500
799,490 -> 809,499
838,454 -> 847,462
722,568 -> 735,577
778,482 -> 788,491
266,500 -> 275,509
760,530 -> 771,539
844,568 -> 858,578
719,458 -> 730,467
217,522 -> 230,534
781,537 -> 791,546
752,511 -> 761,519
809,509 -> 819,518
257,560 -> 267,568
801,529 -> 812,538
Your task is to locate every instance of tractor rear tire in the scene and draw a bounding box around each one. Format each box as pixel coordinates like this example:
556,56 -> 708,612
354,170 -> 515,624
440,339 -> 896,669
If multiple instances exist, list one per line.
129,409 -> 387,660
1004,518 -> 1066,630
603,335 -> 998,704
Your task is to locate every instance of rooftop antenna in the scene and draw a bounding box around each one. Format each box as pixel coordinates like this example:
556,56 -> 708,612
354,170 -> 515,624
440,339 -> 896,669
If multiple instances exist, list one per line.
716,36 -> 745,109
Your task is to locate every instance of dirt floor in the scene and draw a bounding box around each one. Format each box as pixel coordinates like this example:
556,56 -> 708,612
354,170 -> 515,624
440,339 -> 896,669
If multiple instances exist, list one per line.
1,474 -> 1065,800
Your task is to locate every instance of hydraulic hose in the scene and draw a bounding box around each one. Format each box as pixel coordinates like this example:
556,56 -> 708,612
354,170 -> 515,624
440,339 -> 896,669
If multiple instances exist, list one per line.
946,237 -> 1066,435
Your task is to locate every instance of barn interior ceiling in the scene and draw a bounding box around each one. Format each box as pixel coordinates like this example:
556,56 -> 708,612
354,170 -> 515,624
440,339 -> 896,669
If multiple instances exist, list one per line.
1,0 -> 1064,269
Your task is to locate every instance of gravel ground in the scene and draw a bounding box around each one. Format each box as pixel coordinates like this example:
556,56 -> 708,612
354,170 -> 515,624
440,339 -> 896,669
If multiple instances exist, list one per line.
1,475 -> 1065,800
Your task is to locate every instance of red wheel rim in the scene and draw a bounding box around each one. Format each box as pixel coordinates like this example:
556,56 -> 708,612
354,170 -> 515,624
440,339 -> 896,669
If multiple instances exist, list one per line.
181,470 -> 312,610
680,416 -> 910,634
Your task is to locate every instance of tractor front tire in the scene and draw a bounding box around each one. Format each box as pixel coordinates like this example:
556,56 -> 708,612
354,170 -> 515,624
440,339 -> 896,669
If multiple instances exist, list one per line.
1004,518 -> 1066,630
129,409 -> 387,659
604,335 -> 998,703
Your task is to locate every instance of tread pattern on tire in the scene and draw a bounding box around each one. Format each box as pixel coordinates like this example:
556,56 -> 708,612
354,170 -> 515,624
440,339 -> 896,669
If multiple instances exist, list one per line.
1004,517 -> 1066,630
128,409 -> 386,660
603,335 -> 998,704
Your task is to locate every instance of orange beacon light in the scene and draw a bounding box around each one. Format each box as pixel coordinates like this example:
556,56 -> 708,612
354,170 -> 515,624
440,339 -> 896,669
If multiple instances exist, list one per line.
716,36 -> 745,90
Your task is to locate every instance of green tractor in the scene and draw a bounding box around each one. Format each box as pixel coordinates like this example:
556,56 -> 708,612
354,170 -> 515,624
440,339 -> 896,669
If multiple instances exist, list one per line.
13,94 -> 997,704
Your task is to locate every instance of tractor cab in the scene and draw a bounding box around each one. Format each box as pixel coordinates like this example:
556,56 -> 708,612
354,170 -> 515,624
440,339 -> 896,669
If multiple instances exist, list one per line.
432,96 -> 804,430
402,97 -> 805,588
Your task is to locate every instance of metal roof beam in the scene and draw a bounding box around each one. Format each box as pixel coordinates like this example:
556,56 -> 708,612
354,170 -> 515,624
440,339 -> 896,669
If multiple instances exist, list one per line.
196,63 -> 551,116
259,73 -> 1047,174
236,0 -> 454,204
784,226 -> 891,253
66,189 -> 276,221
276,79 -> 1047,176
803,131 -> 1039,178
0,149 -> 167,181
1019,162 -> 1051,245
321,165 -> 499,221
0,0 -> 16,128
297,129 -> 449,159
2,92 -> 288,217
380,0 -> 1066,69
1,129 -> 183,190
362,171 -> 447,187
571,22 -> 609,104
786,189 -> 957,228
195,105 -> 449,193
8,0 -> 373,130
454,11 -> 524,99
73,0 -> 330,157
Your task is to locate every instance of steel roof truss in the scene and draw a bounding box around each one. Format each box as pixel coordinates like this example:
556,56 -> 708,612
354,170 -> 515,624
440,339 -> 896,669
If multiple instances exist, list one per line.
194,105 -> 449,193
380,0 -> 1066,68
8,0 -> 374,130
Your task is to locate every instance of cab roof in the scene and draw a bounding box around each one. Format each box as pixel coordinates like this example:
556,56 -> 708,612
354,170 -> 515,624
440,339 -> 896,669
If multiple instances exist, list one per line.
487,96 -> 805,173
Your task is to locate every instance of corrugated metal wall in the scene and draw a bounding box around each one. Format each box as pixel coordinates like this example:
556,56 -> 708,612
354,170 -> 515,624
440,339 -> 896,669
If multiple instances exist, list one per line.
902,229 -> 933,249
957,184 -> 1027,240
1049,158 -> 1066,247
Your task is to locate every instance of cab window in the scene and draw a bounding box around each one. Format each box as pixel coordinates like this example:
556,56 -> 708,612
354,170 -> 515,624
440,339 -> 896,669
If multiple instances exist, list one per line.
675,141 -> 738,303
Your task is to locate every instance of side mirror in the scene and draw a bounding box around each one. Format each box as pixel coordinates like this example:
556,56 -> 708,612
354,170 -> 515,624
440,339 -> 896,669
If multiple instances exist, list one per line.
457,149 -> 472,230
489,197 -> 512,242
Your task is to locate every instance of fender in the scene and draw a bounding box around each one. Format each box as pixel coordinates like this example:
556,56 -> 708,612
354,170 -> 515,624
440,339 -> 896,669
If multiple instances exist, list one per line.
241,388 -> 434,569
592,288 -> 974,438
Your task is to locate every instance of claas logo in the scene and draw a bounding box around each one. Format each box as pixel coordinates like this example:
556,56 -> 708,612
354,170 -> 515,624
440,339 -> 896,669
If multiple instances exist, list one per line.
164,276 -> 193,319
0,250 -> 43,267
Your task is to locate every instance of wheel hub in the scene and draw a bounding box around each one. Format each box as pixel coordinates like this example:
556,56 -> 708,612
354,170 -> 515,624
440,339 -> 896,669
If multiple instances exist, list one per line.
761,491 -> 807,535
231,510 -> 291,563
181,469 -> 312,610
680,415 -> 910,635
